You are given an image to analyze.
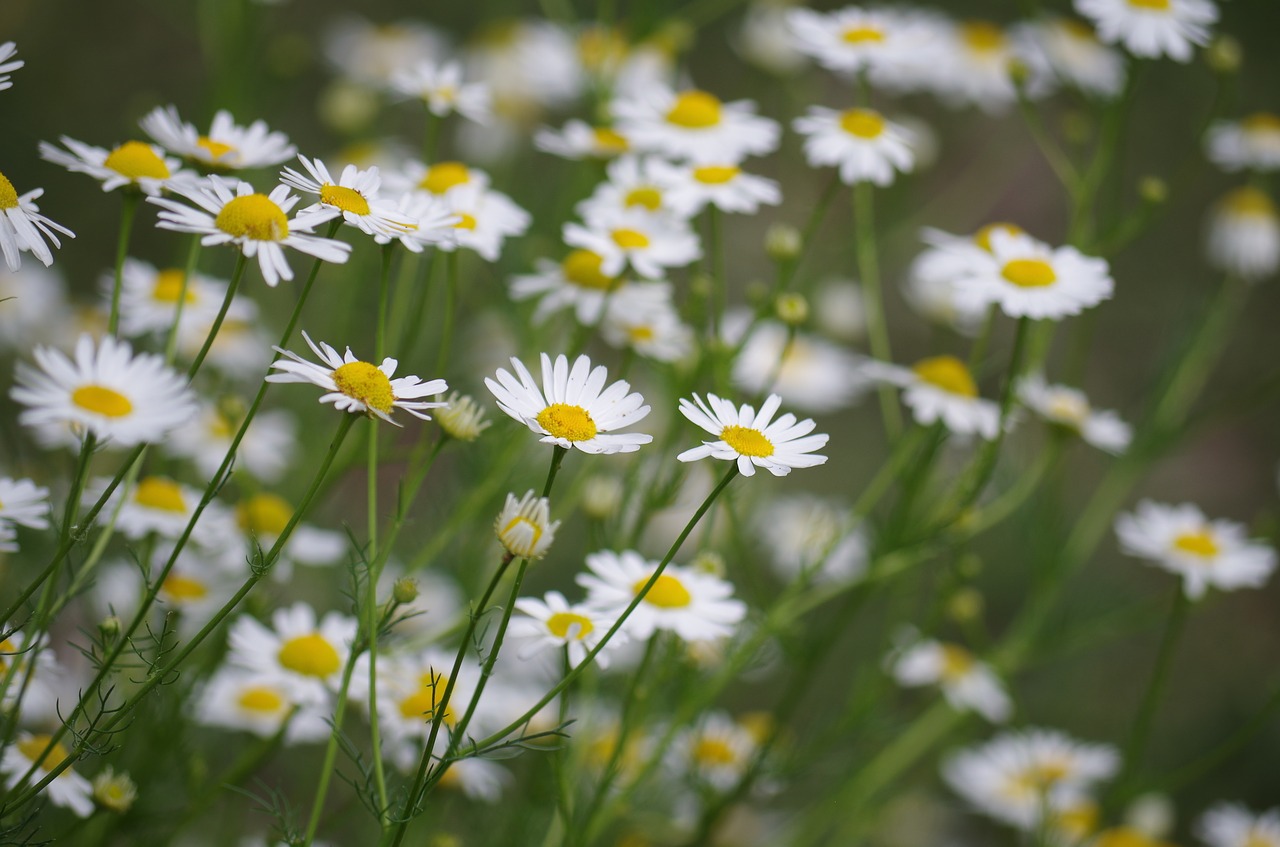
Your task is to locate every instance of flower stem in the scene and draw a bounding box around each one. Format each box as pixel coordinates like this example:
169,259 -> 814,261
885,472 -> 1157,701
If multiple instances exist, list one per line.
186,251 -> 247,379
164,235 -> 203,363
107,191 -> 141,337
435,251 -> 459,376
853,181 -> 901,438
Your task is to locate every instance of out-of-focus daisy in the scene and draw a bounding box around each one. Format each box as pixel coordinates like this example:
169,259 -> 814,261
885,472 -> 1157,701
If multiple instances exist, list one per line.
951,229 -> 1114,320
612,85 -> 780,163
729,316 -> 870,414
793,106 -> 916,186
165,403 -> 296,483
91,767 -> 137,814
236,492 -> 347,572
564,209 -> 700,279
196,668 -> 331,744
511,591 -> 619,668
141,106 -> 297,170
600,283 -> 695,363
494,490 -> 560,559
863,356 -> 1002,439
95,547 -> 243,637
577,155 -> 683,223
108,258 -> 244,339
1115,500 -> 1277,600
509,249 -> 624,324
360,648 -> 480,743
0,265 -> 67,352
1197,803 -> 1280,847
667,712 -> 760,791
465,18 -> 584,115
785,7 -> 935,89
650,159 -> 781,217
813,278 -> 868,343
390,159 -> 489,199
1206,186 -> 1280,281
279,156 -> 412,239
736,3 -> 809,75
0,629 -> 64,723
889,634 -> 1012,723
226,603 -> 358,705
757,494 -> 868,585
535,119 -> 632,160
389,59 -> 492,124
0,42 -> 23,91
485,353 -> 652,454
929,21 -> 1018,112
906,223 -> 1028,332
151,177 -> 352,287
1017,374 -> 1131,454
677,392 -> 829,477
0,169 -> 75,272
267,331 -> 448,425
1013,18 -> 1126,99
436,392 -> 491,442
39,137 -> 190,196
1,733 -> 94,817
323,17 -> 449,86
0,477 -> 50,534
1074,0 -> 1218,63
371,190 -> 458,254
90,475 -> 233,546
578,550 -> 746,643
1207,113 -> 1280,173
11,334 -> 196,449
435,182 -> 531,262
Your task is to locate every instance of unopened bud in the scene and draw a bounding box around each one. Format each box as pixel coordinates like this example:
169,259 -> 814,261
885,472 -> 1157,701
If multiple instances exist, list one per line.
765,223 -> 802,262
494,491 -> 560,559
99,615 -> 121,640
1139,176 -> 1168,204
1125,793 -> 1176,839
1205,36 -> 1242,75
690,550 -> 726,577
581,475 -> 623,521
689,273 -> 713,300
92,767 -> 137,813
775,292 -> 809,326
948,588 -> 984,623
1008,57 -> 1031,90
392,577 -> 420,605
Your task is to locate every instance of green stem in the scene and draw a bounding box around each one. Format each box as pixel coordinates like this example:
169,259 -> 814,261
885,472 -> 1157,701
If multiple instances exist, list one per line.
365,416 -> 389,822
164,235 -> 203,363
376,244 -> 394,360
108,192 -> 141,337
303,636 -> 362,846
186,252 -> 247,379
435,251 -> 459,376
853,181 -> 901,438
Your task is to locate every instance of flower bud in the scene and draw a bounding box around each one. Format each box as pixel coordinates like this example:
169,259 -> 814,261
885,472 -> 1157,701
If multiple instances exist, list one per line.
765,223 -> 802,262
947,588 -> 984,623
495,491 -> 560,559
690,550 -> 726,577
437,392 -> 491,442
392,577 -> 420,605
775,292 -> 809,326
1205,35 -> 1241,75
92,767 -> 137,813
581,474 -> 623,521
99,615 -> 121,640
1138,176 -> 1168,205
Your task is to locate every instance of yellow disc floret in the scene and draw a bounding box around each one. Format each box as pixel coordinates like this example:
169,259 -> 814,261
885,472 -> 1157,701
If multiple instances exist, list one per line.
420,161 -> 471,194
839,109 -> 886,139
547,611 -> 595,640
634,573 -> 693,607
319,183 -> 371,216
624,187 -> 663,211
277,633 -> 341,678
238,686 -> 285,713
103,141 -> 171,181
134,477 -> 188,513
196,137 -> 236,162
1001,258 -> 1058,288
973,222 -> 1024,252
1173,530 -> 1220,558
562,249 -> 617,290
939,644 -> 975,680
692,165 -> 740,185
612,228 -> 651,249
152,269 -> 196,303
16,735 -> 71,772
961,21 -> 1006,52
912,356 -> 979,397
332,361 -> 396,415
161,574 -> 209,603
0,171 -> 19,209
592,127 -> 630,154
537,403 -> 599,442
720,425 -> 775,458
238,493 -> 294,537
1223,186 -> 1277,218
666,90 -> 723,129
72,384 -> 134,418
842,26 -> 886,44
1127,0 -> 1170,9
454,213 -> 478,230
693,737 -> 738,766
214,194 -> 289,241
1243,112 -> 1280,134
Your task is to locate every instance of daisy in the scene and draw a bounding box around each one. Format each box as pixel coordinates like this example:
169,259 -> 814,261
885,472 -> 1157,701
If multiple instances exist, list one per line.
0,264 -> 68,353
39,137 -> 191,197
511,590 -> 620,668
729,317 -> 870,414
140,105 -> 297,170
494,490 -> 561,559
578,550 -> 747,643
951,229 -> 1114,320
1013,18 -> 1126,99
360,648 -> 481,743
11,333 -> 197,448
389,159 -> 490,199
1,733 -> 94,817
600,283 -> 695,363
793,106 -> 917,186
91,768 -> 137,814
0,630 -> 65,723
435,392 -> 491,442
784,7 -> 936,90
889,634 -> 1012,723
863,356 -> 1002,439
1017,373 -> 1131,454
1115,500 -> 1277,600
0,42 -> 23,91
279,156 -> 412,238
905,223 -> 1029,331
90,475 -> 234,546
0,477 -> 50,533
1074,0 -> 1218,62
389,59 -> 491,124
1206,186 -> 1280,281
534,120 -> 631,160
108,258 -> 242,338
1197,804 -> 1280,847
612,85 -> 780,163
323,17 -> 449,86
1207,113 -> 1280,173
165,402 -> 295,483
577,155 -> 684,224
435,182 -> 531,262
267,331 -> 448,425
95,547 -> 244,638
0,170 -> 75,272
509,249 -> 625,325
563,209 -> 701,279
677,392 -> 829,477
649,159 -> 782,217
235,492 -> 347,571
737,3 -> 809,76
196,667 -> 331,743
667,712 -> 760,791
929,20 -> 1019,112
225,603 -> 359,705
150,176 -> 352,287
485,353 -> 652,454
371,191 -> 459,253
757,494 -> 868,585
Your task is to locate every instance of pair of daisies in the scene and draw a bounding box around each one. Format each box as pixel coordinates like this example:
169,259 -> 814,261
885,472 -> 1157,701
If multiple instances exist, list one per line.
1202,114 -> 1280,281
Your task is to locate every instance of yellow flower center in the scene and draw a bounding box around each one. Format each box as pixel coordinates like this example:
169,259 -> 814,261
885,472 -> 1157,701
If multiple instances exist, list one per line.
103,141 -> 171,181
319,183 -> 371,216
238,493 -> 294,537
1243,112 -> 1280,134
841,26 -> 885,44
839,108 -> 886,139
939,644 -> 974,680
134,477 -> 188,513
214,194 -> 290,241
0,638 -> 13,674
398,684 -> 454,725
419,161 -> 471,194
720,424 -> 775,457
332,361 -> 396,415
973,222 -> 1024,252
499,515 -> 543,550
592,127 -> 630,154
536,403 -> 599,442
1001,258 -> 1058,288
152,269 -> 196,304
561,249 -> 616,291
633,573 -> 693,608
912,356 -> 979,397
547,611 -> 595,640
16,736 -> 71,771
1046,393 -> 1090,427
1127,0 -> 1170,9
161,574 -> 208,603
693,738 -> 738,766
0,171 -> 18,209
1093,828 -> 1166,847
277,633 -> 341,678
624,187 -> 663,211
1243,832 -> 1276,847
454,213 -> 478,230
628,325 -> 656,343
692,165 -> 740,185
71,384 -> 133,418
579,26 -> 629,71
1224,186 -> 1277,218
612,228 -> 651,250
666,90 -> 723,129
237,686 -> 285,713
196,137 -> 236,162
961,21 -> 1006,52
1173,530 -> 1219,558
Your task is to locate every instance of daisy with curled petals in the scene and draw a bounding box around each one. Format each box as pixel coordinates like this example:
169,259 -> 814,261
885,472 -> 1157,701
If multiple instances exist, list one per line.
149,176 -> 351,287
0,169 -> 75,272
388,60 -> 492,124
1197,803 -> 1280,847
494,491 -> 560,559
267,331 -> 448,425
39,137 -> 191,196
0,732 -> 94,817
649,159 -> 782,217
951,229 -> 1114,320
888,633 -> 1012,723
534,120 -> 631,161
140,105 -> 297,170
279,155 -> 412,239
862,356 -> 1002,440
1115,500 -> 1277,600
1017,373 -> 1131,454
1207,113 -> 1280,173
225,603 -> 358,705
677,392 -> 829,477
1206,186 -> 1280,281
372,191 -> 458,254
0,42 -> 23,91
510,590 -> 621,669
612,85 -> 780,163
564,208 -> 701,280
1074,0 -> 1218,63
485,353 -> 652,454
11,333 -> 197,448
0,477 -> 51,533
793,106 -> 916,186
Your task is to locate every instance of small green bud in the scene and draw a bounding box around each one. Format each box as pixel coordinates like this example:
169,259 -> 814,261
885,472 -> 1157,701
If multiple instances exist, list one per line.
92,767 -> 137,813
775,292 -> 809,326
392,578 -> 419,605
689,273 -> 713,300
948,588 -> 984,623
690,550 -> 726,577
1139,176 -> 1168,204
99,615 -> 121,640
765,223 -> 802,262
1205,36 -> 1242,75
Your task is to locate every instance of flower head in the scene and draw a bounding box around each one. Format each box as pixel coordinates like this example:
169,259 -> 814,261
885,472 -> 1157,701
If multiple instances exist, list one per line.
436,392 -> 491,442
0,169 -> 75,272
677,392 -> 829,477
1207,113 -> 1280,173
612,85 -> 780,163
889,634 -> 1012,723
951,229 -> 1114,320
1017,374 -> 1131,454
1074,0 -> 1218,62
141,106 -> 297,170
511,590 -> 620,668
1206,186 -> 1279,281
0,42 -> 24,91
40,137 -> 191,196
494,491 -> 560,559
793,106 -> 917,186
389,60 -> 492,123
863,356 -> 1002,439
279,155 -> 413,239
0,733 -> 94,817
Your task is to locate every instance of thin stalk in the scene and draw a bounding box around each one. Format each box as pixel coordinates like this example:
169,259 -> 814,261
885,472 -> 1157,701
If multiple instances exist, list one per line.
365,416 -> 389,822
853,181 -> 901,438
164,236 -> 204,363
186,252 -> 247,379
435,251 -> 459,375
376,243 -> 394,360
108,192 -> 141,337
303,635 -> 362,846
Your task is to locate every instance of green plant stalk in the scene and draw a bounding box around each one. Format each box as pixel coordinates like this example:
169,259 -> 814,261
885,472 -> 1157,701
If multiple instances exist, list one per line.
164,235 -> 204,363
186,252 -> 248,379
435,250 -> 459,376
303,636 -> 362,847
376,243 -> 394,360
107,191 -> 141,337
707,206 -> 725,346
365,417 -> 390,823
853,181 -> 901,438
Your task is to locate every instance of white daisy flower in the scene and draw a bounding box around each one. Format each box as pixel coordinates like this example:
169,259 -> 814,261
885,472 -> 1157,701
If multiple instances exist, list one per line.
928,20 -> 1019,112
435,392 -> 491,442
108,257 -> 245,339
511,590 -> 620,669
1074,0 -> 1218,63
279,155 -> 412,239
0,42 -> 24,91
95,548 -> 245,638
267,331 -> 448,426
534,119 -> 631,160
577,154 -> 684,224
784,7 -> 937,90
464,18 -> 584,114
600,283 -> 695,363
196,668 -> 331,744
736,3 -> 809,76
371,191 -> 459,253
485,353 -> 652,454
1206,186 -> 1280,281
0,630 -> 65,723
435,182 -> 531,262
793,106 -> 917,186
863,356 -> 1002,439
0,733 -> 94,818
1013,18 -> 1127,100
677,392 -> 830,477
908,224 -> 1033,313
360,648 -> 480,744
649,159 -> 782,217
563,209 -> 701,279
951,229 -> 1114,320
1115,500 -> 1278,600
757,494 -> 869,585
1017,373 -> 1131,454
0,477 -> 50,533
612,85 -> 781,163
728,316 -> 870,414
165,403 -> 295,483
323,17 -> 449,86
1207,113 -> 1280,173
225,603 -> 359,705
11,333 -> 197,448
235,492 -> 347,573
140,105 -> 297,170
509,249 -> 625,325
889,635 -> 1012,723
1197,803 -> 1280,847
0,264 -> 68,352
89,475 -> 234,546
667,711 -> 760,791
389,60 -> 492,123
578,550 -> 747,643
0,169 -> 75,272
150,176 -> 352,288
389,742 -> 511,803
387,159 -> 490,200
494,490 -> 561,559
39,137 -> 191,196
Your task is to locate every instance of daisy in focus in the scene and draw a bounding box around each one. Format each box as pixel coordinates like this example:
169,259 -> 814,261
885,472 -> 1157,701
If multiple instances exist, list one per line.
1197,803 -> 1280,847
141,106 -> 297,170
0,42 -> 23,91
889,634 -> 1012,723
862,356 -> 1001,439
267,332 -> 448,425
677,392 -> 829,477
0,733 -> 94,818
1074,0 -> 1218,62
39,137 -> 190,196
793,106 -> 917,186
485,353 -> 652,454
279,155 -> 413,238
1017,373 -> 1131,454
1206,186 -> 1280,281
612,85 -> 780,163
0,169 -> 75,272
510,590 -> 620,668
1206,113 -> 1280,173
388,60 -> 492,123
951,229 -> 1114,320
1115,500 -> 1278,600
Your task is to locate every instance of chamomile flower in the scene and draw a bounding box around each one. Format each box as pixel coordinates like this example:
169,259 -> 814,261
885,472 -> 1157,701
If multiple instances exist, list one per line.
1,733 -> 94,817
577,155 -> 683,223
578,550 -> 747,643
564,209 -> 701,279
728,316 -> 870,414
11,334 -> 196,448
141,106 -> 297,170
0,477 -> 50,533
279,156 -> 412,239
165,403 -> 296,483
793,106 -> 917,186
668,712 -> 761,791
677,392 -> 829,477
267,332 -> 448,425
389,60 -> 492,123
371,191 -> 458,254
757,494 -> 869,585
95,547 -> 243,637
485,353 -> 652,454
863,356 -> 1002,439
109,258 -> 242,338
1115,501 -> 1277,600
196,668 -> 330,743
0,42 -> 23,91
1197,804 -> 1280,847
0,629 -> 65,723
952,229 -> 1114,320
737,3 -> 809,76
0,265 -> 67,352
226,603 -> 358,704
1074,0 -> 1218,63
90,475 -> 234,546
509,249 -> 625,324
495,491 -> 561,559
1017,374 -> 1131,454
363,648 -> 480,743
535,120 -> 632,160
511,591 -> 619,668
1013,18 -> 1126,99
929,21 -> 1019,112
323,17 -> 449,86
1207,114 -> 1280,173
436,392 -> 491,442
889,635 -> 1012,723
785,7 -> 935,89
600,283 -> 695,363
0,170 -> 75,272
235,492 -> 347,572
390,160 -> 489,199
39,137 -> 191,196
150,177 -> 352,287
650,159 -> 781,217
612,85 -> 781,163
436,182 -> 531,262
1206,186 -> 1280,281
